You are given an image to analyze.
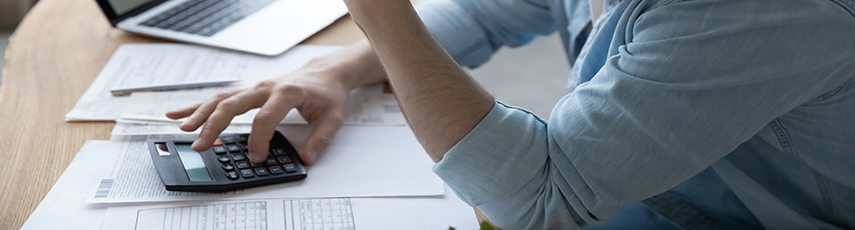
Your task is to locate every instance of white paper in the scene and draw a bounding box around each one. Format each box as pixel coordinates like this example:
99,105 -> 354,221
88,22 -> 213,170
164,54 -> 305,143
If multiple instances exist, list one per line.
88,126 -> 445,203
111,120 -> 258,137
116,86 -> 405,126
65,44 -> 342,121
35,193 -> 110,230
102,186 -> 479,230
24,142 -> 474,230
21,140 -> 123,230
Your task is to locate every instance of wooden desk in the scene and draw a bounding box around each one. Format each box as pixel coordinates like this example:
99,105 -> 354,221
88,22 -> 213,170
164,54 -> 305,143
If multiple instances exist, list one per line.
0,0 -> 493,229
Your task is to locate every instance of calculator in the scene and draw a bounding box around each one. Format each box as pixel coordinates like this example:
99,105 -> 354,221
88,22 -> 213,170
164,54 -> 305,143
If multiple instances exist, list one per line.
147,131 -> 307,192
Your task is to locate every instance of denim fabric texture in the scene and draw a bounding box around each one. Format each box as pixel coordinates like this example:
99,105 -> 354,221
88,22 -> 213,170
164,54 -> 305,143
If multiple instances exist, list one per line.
416,0 -> 855,229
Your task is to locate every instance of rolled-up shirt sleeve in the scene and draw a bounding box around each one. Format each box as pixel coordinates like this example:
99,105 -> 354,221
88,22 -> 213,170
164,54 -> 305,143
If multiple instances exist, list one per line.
415,0 -> 556,68
431,0 -> 855,229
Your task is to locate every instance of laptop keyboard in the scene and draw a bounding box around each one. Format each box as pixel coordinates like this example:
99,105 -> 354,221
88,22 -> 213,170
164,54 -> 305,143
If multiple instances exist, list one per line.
139,0 -> 278,37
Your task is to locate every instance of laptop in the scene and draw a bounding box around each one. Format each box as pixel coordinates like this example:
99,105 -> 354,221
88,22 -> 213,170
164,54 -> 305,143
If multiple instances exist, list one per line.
96,0 -> 348,56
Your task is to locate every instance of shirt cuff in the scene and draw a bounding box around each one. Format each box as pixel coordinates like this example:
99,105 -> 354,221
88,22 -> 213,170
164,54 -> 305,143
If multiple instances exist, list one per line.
415,0 -> 494,67
432,101 -> 550,206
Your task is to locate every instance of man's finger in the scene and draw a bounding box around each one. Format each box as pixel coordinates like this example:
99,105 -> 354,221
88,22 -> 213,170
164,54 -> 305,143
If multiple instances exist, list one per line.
247,91 -> 302,163
299,113 -> 344,165
165,103 -> 201,120
193,90 -> 266,152
181,91 -> 240,132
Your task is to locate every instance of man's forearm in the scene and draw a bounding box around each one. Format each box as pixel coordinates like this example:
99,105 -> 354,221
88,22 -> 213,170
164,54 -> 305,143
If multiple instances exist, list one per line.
344,0 -> 495,162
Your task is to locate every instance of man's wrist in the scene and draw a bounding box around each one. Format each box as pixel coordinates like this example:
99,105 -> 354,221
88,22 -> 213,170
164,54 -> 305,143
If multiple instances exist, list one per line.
301,40 -> 387,91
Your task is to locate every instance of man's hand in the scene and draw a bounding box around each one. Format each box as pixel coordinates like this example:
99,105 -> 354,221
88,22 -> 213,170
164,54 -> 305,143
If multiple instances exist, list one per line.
166,69 -> 347,164
165,41 -> 388,164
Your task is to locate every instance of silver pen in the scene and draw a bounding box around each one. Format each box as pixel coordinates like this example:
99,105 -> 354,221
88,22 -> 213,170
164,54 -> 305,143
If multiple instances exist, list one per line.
110,80 -> 238,96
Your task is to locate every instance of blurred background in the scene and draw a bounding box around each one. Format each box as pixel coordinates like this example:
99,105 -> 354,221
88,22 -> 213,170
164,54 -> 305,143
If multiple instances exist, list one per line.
0,0 -> 37,87
0,0 -> 569,119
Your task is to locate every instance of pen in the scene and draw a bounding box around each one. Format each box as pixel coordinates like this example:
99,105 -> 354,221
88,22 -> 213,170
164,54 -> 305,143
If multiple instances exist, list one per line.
110,80 -> 238,96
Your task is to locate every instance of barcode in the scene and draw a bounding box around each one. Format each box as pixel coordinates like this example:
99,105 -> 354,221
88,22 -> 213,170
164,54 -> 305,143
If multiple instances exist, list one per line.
94,178 -> 114,198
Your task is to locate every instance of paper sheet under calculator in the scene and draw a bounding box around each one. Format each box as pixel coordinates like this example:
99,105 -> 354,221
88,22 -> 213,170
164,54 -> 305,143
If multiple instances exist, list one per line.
116,199 -> 355,230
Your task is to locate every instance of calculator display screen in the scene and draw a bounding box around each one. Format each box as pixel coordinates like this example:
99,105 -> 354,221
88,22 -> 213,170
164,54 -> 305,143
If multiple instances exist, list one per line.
175,145 -> 213,182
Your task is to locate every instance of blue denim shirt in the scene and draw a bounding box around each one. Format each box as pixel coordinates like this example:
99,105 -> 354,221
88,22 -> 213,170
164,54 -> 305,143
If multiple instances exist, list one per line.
416,0 -> 855,229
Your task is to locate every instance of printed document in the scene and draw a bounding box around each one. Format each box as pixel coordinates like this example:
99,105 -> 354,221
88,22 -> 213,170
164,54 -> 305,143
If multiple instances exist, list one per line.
24,141 -> 478,230
102,190 -> 480,230
87,126 -> 445,203
65,44 -> 341,121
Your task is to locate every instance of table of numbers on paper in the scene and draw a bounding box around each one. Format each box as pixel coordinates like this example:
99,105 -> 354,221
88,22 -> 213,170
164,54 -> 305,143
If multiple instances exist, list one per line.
131,198 -> 355,230
135,201 -> 268,230
284,198 -> 355,230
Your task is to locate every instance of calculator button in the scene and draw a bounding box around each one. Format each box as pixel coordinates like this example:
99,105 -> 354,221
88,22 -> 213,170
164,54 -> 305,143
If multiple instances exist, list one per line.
231,153 -> 247,161
240,169 -> 255,178
226,145 -> 240,152
271,148 -> 286,156
269,166 -> 284,174
238,135 -> 248,143
265,158 -> 278,165
220,136 -> 236,144
283,164 -> 297,173
236,161 -> 251,169
254,167 -> 270,176
276,156 -> 292,164
222,163 -> 235,171
212,146 -> 227,154
217,155 -> 230,163
239,143 -> 248,151
250,161 -> 265,167
226,171 -> 239,180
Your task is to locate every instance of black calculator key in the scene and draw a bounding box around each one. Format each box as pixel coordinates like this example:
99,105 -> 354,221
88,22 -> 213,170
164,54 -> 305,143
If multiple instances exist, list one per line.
226,171 -> 239,180
212,146 -> 227,154
231,153 -> 247,161
226,145 -> 240,152
222,163 -> 235,171
283,164 -> 297,173
265,158 -> 278,165
254,167 -> 270,176
240,169 -> 255,178
217,155 -> 230,163
220,136 -> 236,143
277,156 -> 292,164
269,165 -> 284,174
236,161 -> 251,169
238,135 -> 248,142
250,161 -> 265,168
271,148 -> 286,156
239,143 -> 247,151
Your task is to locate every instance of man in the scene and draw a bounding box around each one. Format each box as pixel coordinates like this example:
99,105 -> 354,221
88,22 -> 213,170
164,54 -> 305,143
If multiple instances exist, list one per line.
167,0 -> 855,228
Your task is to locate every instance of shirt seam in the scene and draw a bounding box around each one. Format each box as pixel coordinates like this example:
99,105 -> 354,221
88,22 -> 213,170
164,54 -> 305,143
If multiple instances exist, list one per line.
811,170 -> 840,222
828,0 -> 855,18
769,118 -> 803,161
808,76 -> 854,103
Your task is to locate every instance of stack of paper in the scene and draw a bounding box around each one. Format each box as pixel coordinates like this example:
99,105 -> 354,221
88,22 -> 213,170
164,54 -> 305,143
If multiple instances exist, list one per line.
22,44 -> 479,230
24,139 -> 478,230
65,44 -> 407,137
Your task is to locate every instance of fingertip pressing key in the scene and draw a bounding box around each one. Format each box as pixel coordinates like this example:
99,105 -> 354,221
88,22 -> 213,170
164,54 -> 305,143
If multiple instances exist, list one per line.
248,151 -> 266,163
191,138 -> 207,151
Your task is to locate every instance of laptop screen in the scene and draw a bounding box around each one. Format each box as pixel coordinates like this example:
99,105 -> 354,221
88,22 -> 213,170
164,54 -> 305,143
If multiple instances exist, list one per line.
108,0 -> 155,15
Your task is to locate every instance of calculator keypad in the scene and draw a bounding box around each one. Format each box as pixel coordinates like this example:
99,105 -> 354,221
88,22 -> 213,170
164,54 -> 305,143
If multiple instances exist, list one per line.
231,153 -> 246,161
216,134 -> 301,180
212,146 -> 227,154
269,165 -> 284,174
240,169 -> 255,178
226,171 -> 240,180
